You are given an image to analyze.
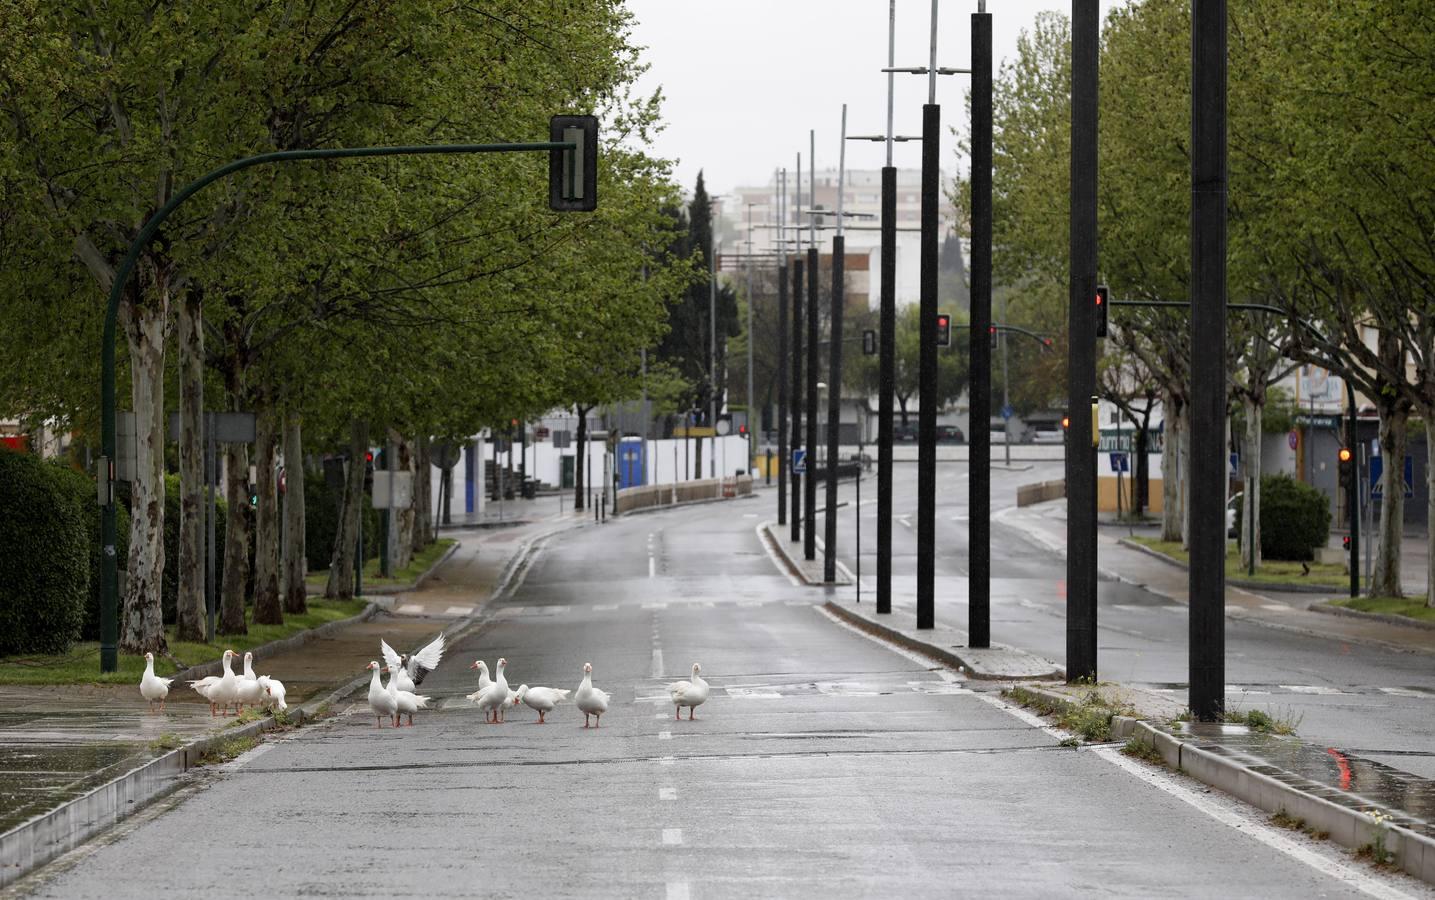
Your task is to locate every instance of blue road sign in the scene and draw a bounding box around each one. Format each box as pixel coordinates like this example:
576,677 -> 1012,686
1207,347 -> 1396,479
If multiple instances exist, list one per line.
792,448 -> 807,475
1109,451 -> 1129,473
1001,403 -> 1014,420
1369,455 -> 1413,499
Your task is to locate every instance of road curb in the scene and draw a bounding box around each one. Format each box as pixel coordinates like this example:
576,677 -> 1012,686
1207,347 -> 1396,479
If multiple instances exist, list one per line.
170,601 -> 384,683
615,492 -> 756,519
1013,684 -> 1435,886
304,538 -> 462,597
1308,601 -> 1435,632
0,520 -> 585,891
1116,537 -> 1345,595
757,521 -> 850,586
822,601 -> 1061,680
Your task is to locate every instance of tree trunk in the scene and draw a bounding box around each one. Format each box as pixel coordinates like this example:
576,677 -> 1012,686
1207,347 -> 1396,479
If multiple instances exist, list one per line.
1371,398 -> 1409,598
574,406 -> 589,510
281,409 -> 307,615
898,396 -> 910,427
252,403 -> 282,625
175,288 -> 205,641
1241,395 -> 1263,571
1161,393 -> 1184,543
412,436 -> 432,551
1135,406 -> 1151,516
218,441 -> 250,635
1427,427 -> 1434,609
1180,403 -> 1192,551
325,421 -> 368,599
119,301 -> 167,654
393,432 -> 415,570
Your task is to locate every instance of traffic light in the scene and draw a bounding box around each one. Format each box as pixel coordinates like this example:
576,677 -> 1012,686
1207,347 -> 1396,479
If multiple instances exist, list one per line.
248,484 -> 258,507
1061,415 -> 1070,430
363,451 -> 375,492
1338,446 -> 1354,483
1095,284 -> 1110,338
862,329 -> 877,356
989,324 -> 998,349
936,313 -> 951,347
1342,535 -> 1351,551
549,115 -> 598,212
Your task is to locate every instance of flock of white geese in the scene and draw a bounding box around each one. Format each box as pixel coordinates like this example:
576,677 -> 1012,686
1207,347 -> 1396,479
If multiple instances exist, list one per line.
138,633 -> 710,729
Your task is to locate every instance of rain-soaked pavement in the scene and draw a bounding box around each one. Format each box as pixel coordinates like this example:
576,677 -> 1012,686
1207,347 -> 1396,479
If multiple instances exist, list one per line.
14,499 -> 1432,898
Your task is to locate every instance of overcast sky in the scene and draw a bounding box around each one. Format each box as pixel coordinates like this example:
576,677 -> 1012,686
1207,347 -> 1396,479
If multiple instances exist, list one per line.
625,0 -> 1121,195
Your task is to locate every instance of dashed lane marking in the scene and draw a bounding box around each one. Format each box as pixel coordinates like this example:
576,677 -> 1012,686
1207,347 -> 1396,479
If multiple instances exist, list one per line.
660,787 -> 677,800
659,756 -> 675,766
593,603 -> 619,611
662,828 -> 683,846
643,602 -> 669,610
444,605 -> 473,616
651,649 -> 664,680
658,730 -> 672,740
666,883 -> 690,900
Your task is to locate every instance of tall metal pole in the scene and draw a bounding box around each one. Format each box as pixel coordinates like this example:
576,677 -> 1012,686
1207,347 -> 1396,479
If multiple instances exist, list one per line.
1066,0 -> 1099,681
709,216 -> 718,475
969,6 -> 993,648
791,154 -> 805,544
916,0 -> 940,630
746,203 -> 756,474
205,412 -> 216,642
1347,381 -> 1359,598
804,131 -> 820,562
824,105 -> 849,584
1189,0 -> 1227,721
877,0 -> 898,615
778,169 -> 790,526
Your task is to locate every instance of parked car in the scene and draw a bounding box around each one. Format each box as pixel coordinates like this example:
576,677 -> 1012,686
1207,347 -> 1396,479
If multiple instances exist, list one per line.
894,422 -> 919,442
937,425 -> 965,444
1031,426 -> 1064,444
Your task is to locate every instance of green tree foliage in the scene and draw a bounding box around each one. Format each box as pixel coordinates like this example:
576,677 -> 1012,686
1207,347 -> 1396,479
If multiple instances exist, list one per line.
846,304 -> 969,426
47,463 -> 130,641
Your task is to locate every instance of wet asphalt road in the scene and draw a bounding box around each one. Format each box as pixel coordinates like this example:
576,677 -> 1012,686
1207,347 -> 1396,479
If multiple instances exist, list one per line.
825,462 -> 1435,779
16,499 -> 1416,898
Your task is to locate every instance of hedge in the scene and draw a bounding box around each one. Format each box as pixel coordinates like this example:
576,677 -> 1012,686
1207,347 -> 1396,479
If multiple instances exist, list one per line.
1240,474 -> 1332,562
45,463 -> 130,641
303,466 -> 379,573
0,449 -> 87,654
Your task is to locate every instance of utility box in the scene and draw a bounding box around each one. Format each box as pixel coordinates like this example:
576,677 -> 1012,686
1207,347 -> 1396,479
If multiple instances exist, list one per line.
617,438 -> 645,489
561,456 -> 575,489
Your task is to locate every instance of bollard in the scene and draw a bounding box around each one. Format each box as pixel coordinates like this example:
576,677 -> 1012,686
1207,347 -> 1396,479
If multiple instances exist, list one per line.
594,495 -> 599,522
601,493 -> 607,522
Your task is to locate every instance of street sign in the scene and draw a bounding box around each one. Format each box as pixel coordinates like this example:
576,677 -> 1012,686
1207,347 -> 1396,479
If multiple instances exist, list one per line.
1108,451 -> 1129,473
792,448 -> 807,475
715,417 -> 731,436
1288,429 -> 1299,451
1001,403 -> 1014,420
431,441 -> 461,471
167,411 -> 256,443
1230,452 -> 1239,476
371,471 -> 413,510
115,412 -> 137,482
552,430 -> 571,448
1369,455 -> 1413,499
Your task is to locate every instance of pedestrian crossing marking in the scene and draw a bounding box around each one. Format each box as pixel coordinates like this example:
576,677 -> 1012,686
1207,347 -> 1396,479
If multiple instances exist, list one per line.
444,605 -> 473,616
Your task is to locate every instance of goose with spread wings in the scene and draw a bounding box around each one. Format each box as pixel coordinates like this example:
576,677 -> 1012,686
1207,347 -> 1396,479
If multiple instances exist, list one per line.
380,633 -> 446,691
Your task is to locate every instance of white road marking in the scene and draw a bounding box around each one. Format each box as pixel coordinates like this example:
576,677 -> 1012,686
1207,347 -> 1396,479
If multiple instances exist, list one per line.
666,883 -> 690,900
1156,606 -> 1187,614
660,787 -> 677,801
397,603 -> 424,614
898,516 -> 913,529
1260,603 -> 1291,612
643,602 -> 669,610
658,730 -> 672,740
649,557 -> 656,578
785,600 -> 810,606
593,603 -> 618,611
950,514 -> 969,521
656,712 -> 670,719
743,513 -> 759,518
738,600 -> 763,607
1378,687 -> 1432,698
1092,746 -> 1417,900
724,688 -> 783,699
443,605 -> 473,616
663,828 -> 683,846
1280,685 -> 1348,695
651,648 -> 664,679
659,755 -> 675,765
1110,604 -> 1152,613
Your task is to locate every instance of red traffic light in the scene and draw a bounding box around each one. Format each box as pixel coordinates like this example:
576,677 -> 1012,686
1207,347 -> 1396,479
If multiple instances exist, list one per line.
738,424 -> 747,435
364,451 -> 374,463
936,313 -> 952,347
1095,283 -> 1110,337
1338,447 -> 1353,463
1342,535 -> 1351,550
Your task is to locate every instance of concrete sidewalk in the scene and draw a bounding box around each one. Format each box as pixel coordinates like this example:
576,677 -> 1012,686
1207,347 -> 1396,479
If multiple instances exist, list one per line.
0,494 -> 586,887
996,500 -> 1435,655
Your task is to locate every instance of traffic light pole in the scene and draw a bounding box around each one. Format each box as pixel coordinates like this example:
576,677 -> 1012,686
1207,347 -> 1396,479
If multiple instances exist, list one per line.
97,136 -> 581,672
805,237 -> 819,563
791,255 -> 805,544
1347,381 -> 1360,599
917,99 -> 939,631
777,178 -> 790,528
1066,0 -> 1099,682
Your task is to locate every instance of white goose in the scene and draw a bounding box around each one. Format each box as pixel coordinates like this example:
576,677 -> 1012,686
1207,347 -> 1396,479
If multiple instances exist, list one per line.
667,662 -> 709,721
512,684 -> 570,724
574,662 -> 610,728
188,649 -> 240,717
385,663 -> 432,727
366,661 -> 398,727
257,675 -> 287,712
236,651 -> 265,711
472,658 -> 512,724
139,652 -> 173,713
380,634 -> 445,692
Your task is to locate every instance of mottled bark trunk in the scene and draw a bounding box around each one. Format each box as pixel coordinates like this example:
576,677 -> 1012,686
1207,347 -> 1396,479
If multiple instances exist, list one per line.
252,404 -> 282,625
175,288 -> 205,641
325,420 -> 368,599
1371,398 -> 1409,598
392,432 -> 415,570
412,436 -> 432,551
281,410 -> 307,614
1427,430 -> 1435,609
1161,393 -> 1184,543
1179,403 -> 1192,551
119,301 -> 167,653
1241,395 -> 1263,571
218,441 -> 250,635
